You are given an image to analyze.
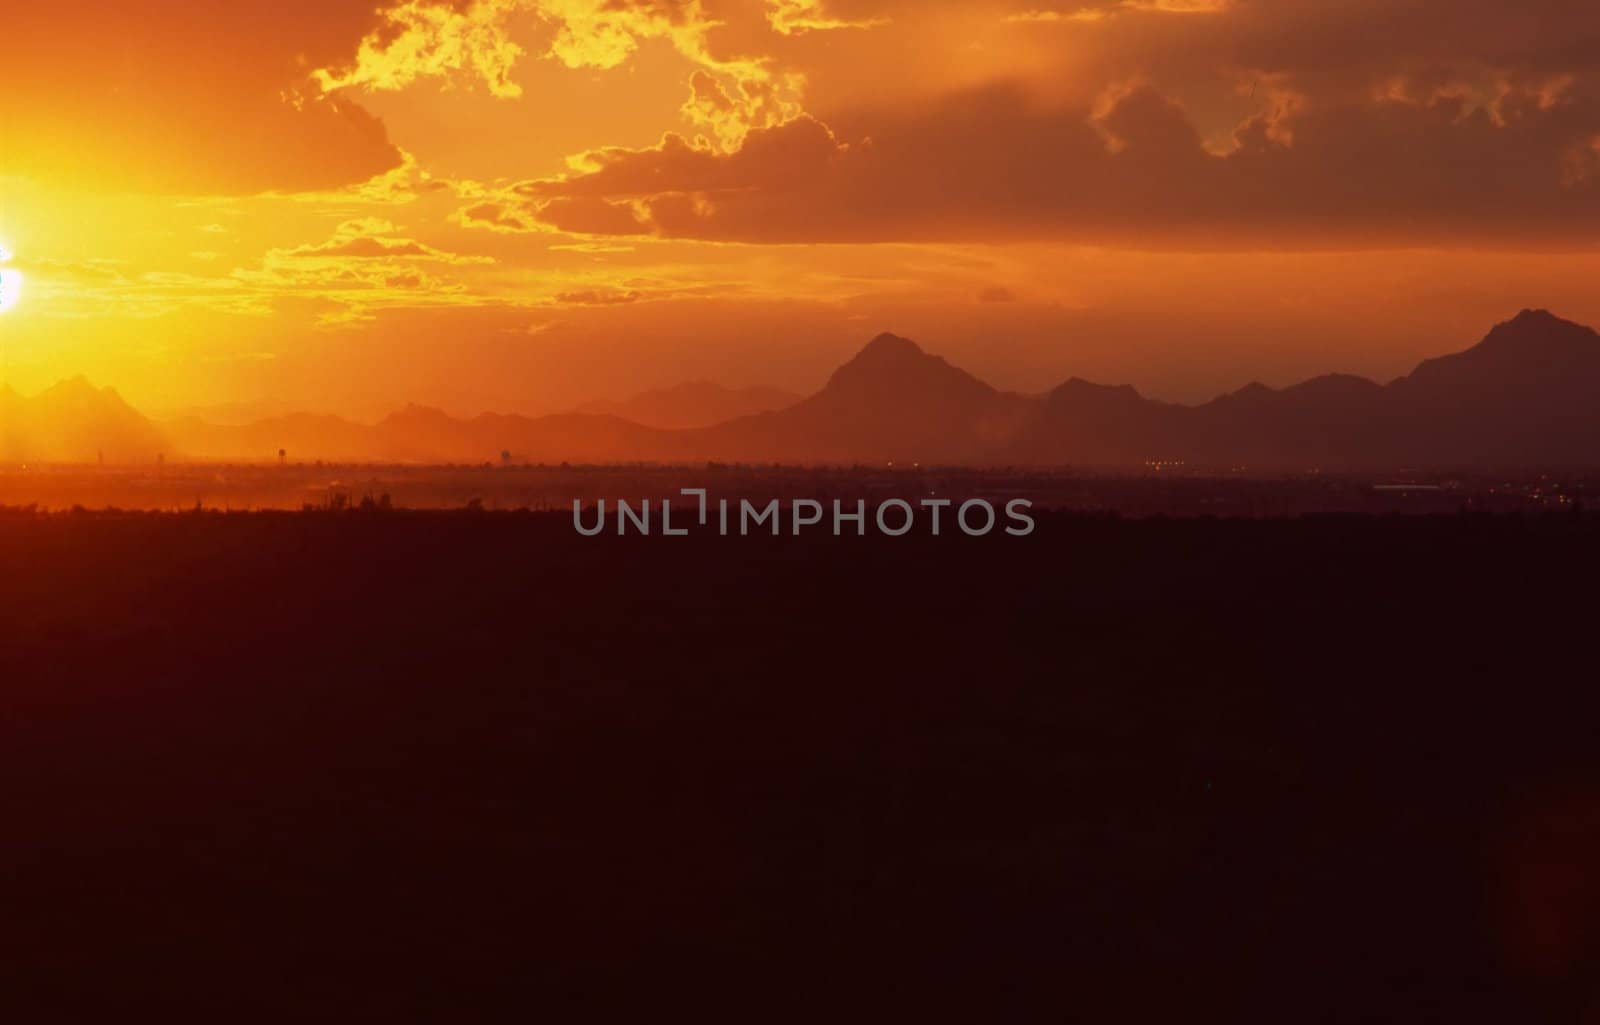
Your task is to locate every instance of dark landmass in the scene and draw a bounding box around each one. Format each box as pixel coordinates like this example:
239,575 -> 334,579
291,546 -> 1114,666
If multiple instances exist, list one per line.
8,309 -> 1600,468
2,508 -> 1598,1020
2,461 -> 1593,516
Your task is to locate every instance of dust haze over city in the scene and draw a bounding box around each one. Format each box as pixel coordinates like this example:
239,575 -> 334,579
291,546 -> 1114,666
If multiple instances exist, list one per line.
4,1 -> 1600,1021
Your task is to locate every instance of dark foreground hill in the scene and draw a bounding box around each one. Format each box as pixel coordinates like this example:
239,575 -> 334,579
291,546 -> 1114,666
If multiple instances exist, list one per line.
1,508 -> 1598,1021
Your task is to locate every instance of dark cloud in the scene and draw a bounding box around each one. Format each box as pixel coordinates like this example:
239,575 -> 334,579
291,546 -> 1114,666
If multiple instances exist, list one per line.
814,0 -> 1600,83
457,203 -> 544,233
493,80 -> 1600,246
535,197 -> 653,236
1,1 -> 403,193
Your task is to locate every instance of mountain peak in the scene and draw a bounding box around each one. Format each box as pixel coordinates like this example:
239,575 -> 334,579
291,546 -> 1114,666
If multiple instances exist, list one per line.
829,333 -> 936,384
32,376 -> 137,412
1481,308 -> 1597,348
1415,308 -> 1600,373
1052,377 -> 1144,401
826,333 -> 992,400
856,332 -> 926,360
2,376 -> 169,463
44,374 -> 101,395
797,332 -> 1001,456
1508,308 -> 1564,327
1393,308 -> 1600,407
382,403 -> 455,424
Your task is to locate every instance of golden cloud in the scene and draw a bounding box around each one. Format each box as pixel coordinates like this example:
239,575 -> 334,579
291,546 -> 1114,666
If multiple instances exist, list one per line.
766,0 -> 888,35
281,219 -> 494,264
314,0 -> 529,97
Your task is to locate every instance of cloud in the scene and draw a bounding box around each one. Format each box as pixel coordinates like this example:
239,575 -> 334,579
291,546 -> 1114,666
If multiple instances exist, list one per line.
170,218 -> 506,323
766,0 -> 888,35
553,288 -> 645,305
282,219 -> 493,264
1,1 -> 404,194
451,117 -> 842,235
533,197 -> 654,236
314,1 -> 805,150
1007,1 -> 1228,23
476,79 -> 1600,247
264,151 -> 461,206
681,69 -> 806,151
988,0 -> 1600,104
368,0 -> 1599,249
314,0 -> 529,98
456,202 -> 547,234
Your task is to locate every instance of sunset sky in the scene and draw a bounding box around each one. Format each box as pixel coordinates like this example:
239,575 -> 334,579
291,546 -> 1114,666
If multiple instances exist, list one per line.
4,0 -> 1600,418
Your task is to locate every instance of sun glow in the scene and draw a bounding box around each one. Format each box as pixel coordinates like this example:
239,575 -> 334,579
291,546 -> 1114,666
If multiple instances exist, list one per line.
0,248 -> 20,312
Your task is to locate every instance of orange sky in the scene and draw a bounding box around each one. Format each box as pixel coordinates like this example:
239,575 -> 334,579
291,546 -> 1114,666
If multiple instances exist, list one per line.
3,0 -> 1600,417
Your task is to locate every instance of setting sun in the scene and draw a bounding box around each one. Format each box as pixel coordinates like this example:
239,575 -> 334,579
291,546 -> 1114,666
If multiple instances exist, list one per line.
0,248 -> 20,313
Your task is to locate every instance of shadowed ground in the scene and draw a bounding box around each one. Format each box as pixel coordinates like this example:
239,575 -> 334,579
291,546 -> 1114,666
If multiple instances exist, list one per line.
1,509 -> 1597,1021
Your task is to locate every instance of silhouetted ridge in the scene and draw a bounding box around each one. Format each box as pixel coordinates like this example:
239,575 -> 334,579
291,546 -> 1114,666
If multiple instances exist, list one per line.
573,381 -> 800,429
1,376 -> 170,462
37,375 -> 132,408
688,330 -> 1021,463
825,332 -> 993,396
1506,307 -> 1581,331
860,332 -> 925,358
1397,308 -> 1600,395
1209,381 -> 1274,404
1472,308 -> 1599,355
24,312 -> 1600,467
1048,378 -> 1146,405
1284,374 -> 1383,398
379,404 -> 456,428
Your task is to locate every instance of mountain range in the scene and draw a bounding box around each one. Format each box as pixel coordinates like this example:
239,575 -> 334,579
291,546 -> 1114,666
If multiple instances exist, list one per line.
5,309 -> 1600,469
572,381 -> 801,429
1,379 -> 169,464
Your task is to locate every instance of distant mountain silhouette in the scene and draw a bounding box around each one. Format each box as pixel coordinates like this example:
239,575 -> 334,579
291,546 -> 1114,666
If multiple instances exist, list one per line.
574,381 -> 800,429
1382,309 -> 1600,465
166,405 -> 674,464
694,333 -> 1033,463
165,411 -> 387,463
157,399 -> 324,426
1006,309 -> 1600,467
1,377 -> 171,463
12,310 -> 1600,467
